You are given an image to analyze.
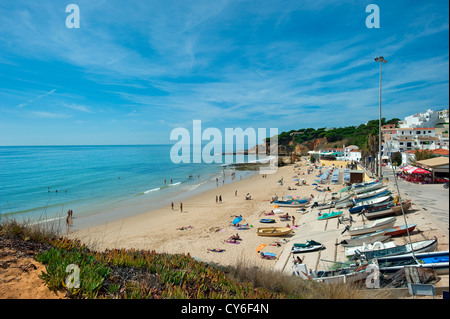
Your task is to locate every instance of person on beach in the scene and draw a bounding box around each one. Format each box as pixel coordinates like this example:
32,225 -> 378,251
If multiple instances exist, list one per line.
180,202 -> 183,213
219,195 -> 222,203
294,256 -> 302,264
171,202 -> 174,210
216,196 -> 218,204
235,190 -> 237,196
292,215 -> 296,227
228,233 -> 241,243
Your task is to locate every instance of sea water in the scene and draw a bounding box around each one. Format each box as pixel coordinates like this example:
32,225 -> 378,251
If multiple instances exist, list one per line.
0,145 -> 259,229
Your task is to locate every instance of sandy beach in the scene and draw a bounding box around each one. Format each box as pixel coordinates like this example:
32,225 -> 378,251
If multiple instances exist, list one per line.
69,159 -> 449,280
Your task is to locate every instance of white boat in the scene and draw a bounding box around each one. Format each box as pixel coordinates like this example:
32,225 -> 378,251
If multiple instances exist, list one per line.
352,179 -> 380,189
359,238 -> 438,260
334,200 -> 354,209
345,241 -> 397,257
292,263 -> 368,285
341,234 -> 391,247
354,187 -> 389,199
348,216 -> 396,236
352,195 -> 391,208
313,267 -> 369,285
353,182 -> 385,194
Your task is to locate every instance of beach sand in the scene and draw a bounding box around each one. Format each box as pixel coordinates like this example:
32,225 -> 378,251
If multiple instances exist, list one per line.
69,159 -> 449,281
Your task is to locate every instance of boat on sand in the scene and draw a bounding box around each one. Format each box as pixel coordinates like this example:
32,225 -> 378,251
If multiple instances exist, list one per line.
257,227 -> 292,237
347,216 -> 396,236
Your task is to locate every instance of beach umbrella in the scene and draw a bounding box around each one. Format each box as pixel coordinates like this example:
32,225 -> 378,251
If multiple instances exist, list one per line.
232,216 -> 242,225
256,244 -> 267,253
409,167 -> 431,174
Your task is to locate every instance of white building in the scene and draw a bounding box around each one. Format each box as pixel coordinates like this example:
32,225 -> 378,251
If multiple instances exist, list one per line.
398,109 -> 440,128
384,127 -> 440,153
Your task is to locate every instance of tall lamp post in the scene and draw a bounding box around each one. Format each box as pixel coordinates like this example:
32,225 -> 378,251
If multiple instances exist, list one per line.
375,56 -> 387,179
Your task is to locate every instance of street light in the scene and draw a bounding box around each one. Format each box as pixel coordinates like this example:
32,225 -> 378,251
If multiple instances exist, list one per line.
375,56 -> 387,179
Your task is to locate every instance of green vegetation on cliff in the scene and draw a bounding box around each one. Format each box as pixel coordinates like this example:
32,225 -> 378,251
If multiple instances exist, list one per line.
277,118 -> 400,151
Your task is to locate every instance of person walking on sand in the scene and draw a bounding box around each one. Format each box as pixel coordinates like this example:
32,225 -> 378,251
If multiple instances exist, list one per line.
180,202 -> 183,213
292,215 -> 296,227
219,195 -> 222,203
216,195 -> 218,204
171,202 -> 174,210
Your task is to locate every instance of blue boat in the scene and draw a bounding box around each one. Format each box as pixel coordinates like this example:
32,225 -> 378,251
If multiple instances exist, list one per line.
353,190 -> 391,203
260,218 -> 276,223
376,250 -> 449,275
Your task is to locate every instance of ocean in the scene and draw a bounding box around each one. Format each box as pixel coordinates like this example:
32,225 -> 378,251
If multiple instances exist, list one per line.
0,145 -> 260,229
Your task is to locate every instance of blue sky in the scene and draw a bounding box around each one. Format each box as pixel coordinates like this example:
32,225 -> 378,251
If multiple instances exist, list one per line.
0,0 -> 448,146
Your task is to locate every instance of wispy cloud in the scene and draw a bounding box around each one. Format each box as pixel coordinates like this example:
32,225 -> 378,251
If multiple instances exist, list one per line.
61,103 -> 93,113
30,111 -> 71,119
0,0 -> 448,145
16,89 -> 56,108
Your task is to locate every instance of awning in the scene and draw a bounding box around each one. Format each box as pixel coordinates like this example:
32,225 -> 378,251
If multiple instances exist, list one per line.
401,165 -> 431,174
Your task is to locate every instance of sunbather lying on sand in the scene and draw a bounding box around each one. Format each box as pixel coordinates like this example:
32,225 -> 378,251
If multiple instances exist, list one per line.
226,233 -> 242,243
177,226 -> 194,230
207,248 -> 226,253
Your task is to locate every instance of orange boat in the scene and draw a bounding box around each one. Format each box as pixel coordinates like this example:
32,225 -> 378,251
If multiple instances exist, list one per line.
384,224 -> 417,237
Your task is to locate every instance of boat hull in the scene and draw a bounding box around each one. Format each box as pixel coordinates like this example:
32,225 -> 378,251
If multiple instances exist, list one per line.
257,227 -> 292,237
383,224 -> 416,237
318,211 -> 343,220
391,200 -> 412,215
348,217 -> 396,236
313,269 -> 368,285
376,250 -> 449,275
361,238 -> 438,260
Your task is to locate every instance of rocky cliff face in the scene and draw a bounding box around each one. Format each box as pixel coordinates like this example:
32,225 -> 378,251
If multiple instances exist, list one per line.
289,137 -> 328,155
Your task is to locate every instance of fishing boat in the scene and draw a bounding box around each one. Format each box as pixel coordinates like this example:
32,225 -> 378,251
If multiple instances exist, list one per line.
316,203 -> 335,210
341,234 -> 391,247
273,200 -> 308,208
382,224 -> 417,237
313,266 -> 369,285
352,179 -> 381,189
318,211 -> 343,220
353,190 -> 391,203
291,240 -> 324,253
375,250 -> 449,275
345,241 -> 397,257
357,238 -> 438,260
349,196 -> 392,214
347,216 -> 396,236
334,193 -> 353,203
363,207 -> 397,220
353,182 -> 385,194
334,200 -> 354,209
257,227 -> 292,237
391,200 -> 412,215
354,186 -> 389,199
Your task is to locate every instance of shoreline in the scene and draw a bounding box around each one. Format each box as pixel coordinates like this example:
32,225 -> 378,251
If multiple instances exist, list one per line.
66,167 -> 258,232
69,159 -> 449,276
